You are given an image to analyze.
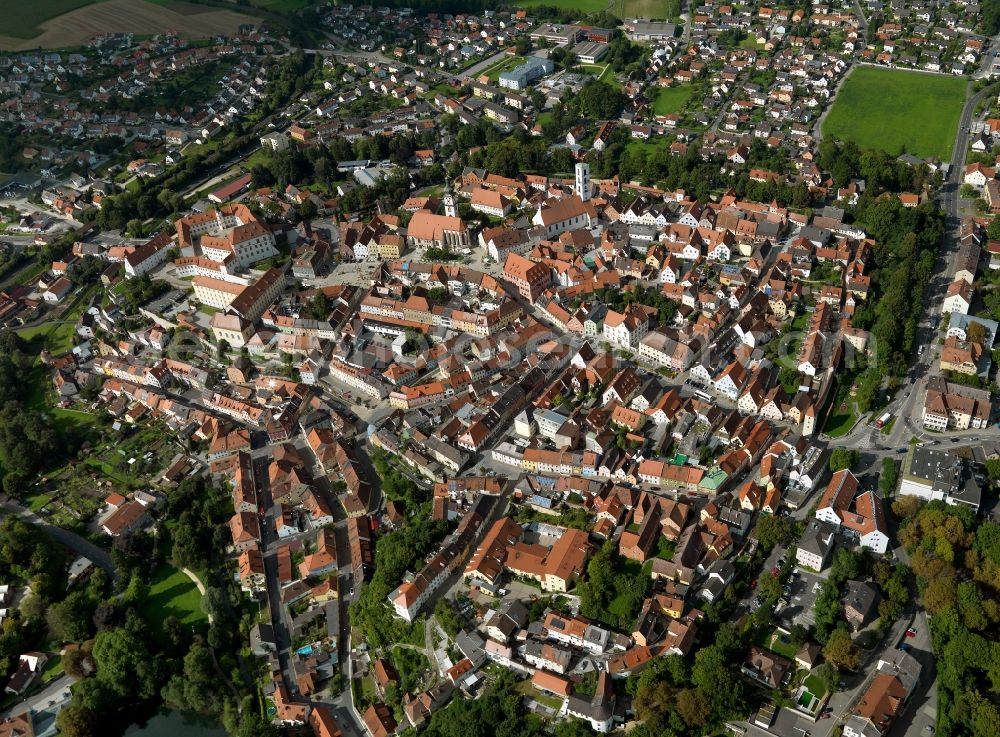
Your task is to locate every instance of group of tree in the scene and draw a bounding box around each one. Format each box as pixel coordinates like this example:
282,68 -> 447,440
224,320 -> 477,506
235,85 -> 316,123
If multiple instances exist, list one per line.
371,450 -> 430,507
165,477 -> 233,574
894,500 -> 1000,736
816,138 -> 932,194
0,331 -> 72,494
57,513 -> 262,737
417,667 -> 601,737
113,274 -> 171,315
588,283 -> 678,327
578,540 -> 651,630
849,197 -> 943,409
828,447 -> 860,472
628,629 -> 746,736
350,514 -> 451,648
812,548 -> 866,644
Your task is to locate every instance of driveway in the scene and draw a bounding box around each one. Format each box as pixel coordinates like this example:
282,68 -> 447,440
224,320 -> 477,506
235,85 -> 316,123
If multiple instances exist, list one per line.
0,673 -> 73,719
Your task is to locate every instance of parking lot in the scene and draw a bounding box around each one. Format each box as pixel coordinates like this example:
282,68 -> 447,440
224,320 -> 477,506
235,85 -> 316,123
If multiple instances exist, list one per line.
780,568 -> 826,629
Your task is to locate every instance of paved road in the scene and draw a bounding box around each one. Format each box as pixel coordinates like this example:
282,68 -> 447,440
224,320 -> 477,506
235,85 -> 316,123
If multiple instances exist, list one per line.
0,500 -> 116,580
853,0 -> 869,39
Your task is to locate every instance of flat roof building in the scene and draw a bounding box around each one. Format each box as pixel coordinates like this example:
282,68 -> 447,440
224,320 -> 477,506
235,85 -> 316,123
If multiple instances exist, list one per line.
899,446 -> 982,512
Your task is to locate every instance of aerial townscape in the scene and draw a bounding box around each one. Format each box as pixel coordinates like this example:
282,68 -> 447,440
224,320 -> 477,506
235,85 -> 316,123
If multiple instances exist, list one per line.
3,1 -> 1000,737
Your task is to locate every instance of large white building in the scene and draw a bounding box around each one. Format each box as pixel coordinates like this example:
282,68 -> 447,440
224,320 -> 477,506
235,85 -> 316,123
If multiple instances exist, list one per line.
193,276 -> 245,310
814,470 -> 890,554
176,204 -> 278,270
898,446 -> 982,513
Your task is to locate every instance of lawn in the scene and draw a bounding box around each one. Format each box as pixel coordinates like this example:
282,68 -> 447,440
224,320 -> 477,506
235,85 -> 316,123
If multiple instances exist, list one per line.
486,56 -> 527,83
822,67 -> 967,160
804,672 -> 828,698
758,629 -> 798,659
820,376 -> 858,438
26,491 -> 51,512
625,139 -> 668,158
1,0 -> 98,39
18,285 -> 96,355
40,655 -> 64,685
652,85 -> 694,116
823,401 -> 858,438
515,678 -> 565,710
141,566 -> 207,639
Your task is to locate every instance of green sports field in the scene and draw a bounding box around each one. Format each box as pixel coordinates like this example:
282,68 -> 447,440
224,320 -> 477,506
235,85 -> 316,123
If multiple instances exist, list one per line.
822,67 -> 967,160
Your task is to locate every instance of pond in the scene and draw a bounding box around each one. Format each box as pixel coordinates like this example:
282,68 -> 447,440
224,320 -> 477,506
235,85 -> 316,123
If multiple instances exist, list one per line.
124,711 -> 225,737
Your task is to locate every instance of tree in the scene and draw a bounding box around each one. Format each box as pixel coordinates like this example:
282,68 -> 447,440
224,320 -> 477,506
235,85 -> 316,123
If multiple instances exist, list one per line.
675,688 -> 710,728
63,646 -> 96,679
984,458 -> 1000,481
829,448 -> 859,472
754,515 -> 797,551
231,715 -> 281,737
815,661 -> 839,694
691,645 -> 744,722
891,495 -> 921,520
967,320 -> 988,346
56,706 -> 99,737
92,623 -> 157,699
923,575 -> 958,615
830,549 -> 863,583
46,591 -> 95,643
823,628 -> 860,670
989,214 -> 1000,241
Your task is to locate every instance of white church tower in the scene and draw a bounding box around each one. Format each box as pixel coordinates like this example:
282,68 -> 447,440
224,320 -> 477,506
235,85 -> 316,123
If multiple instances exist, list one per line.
443,182 -> 457,217
575,162 -> 591,202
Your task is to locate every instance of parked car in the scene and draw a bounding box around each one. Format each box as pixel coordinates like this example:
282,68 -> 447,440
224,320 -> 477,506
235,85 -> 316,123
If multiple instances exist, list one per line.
906,628 -> 918,638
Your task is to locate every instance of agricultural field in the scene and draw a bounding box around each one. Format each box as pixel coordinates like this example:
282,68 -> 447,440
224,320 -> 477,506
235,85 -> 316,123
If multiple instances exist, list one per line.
822,67 -> 966,160
523,0 -> 677,16
517,0 -> 612,14
0,0 -> 97,40
245,0 -> 314,10
0,0 -> 258,51
620,0 -> 677,19
652,84 -> 694,115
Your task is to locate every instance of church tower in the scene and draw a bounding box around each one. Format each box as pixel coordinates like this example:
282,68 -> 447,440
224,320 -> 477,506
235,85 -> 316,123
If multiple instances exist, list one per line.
443,181 -> 457,217
575,162 -> 591,202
